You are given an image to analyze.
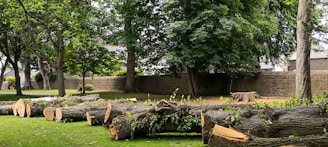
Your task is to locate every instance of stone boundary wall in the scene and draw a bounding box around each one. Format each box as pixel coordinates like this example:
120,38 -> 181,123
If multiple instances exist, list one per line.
29,71 -> 328,97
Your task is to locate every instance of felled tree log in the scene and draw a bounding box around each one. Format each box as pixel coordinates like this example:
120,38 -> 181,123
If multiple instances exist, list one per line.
0,104 -> 13,115
55,103 -> 110,122
109,100 -> 201,140
202,104 -> 328,140
208,124 -> 328,147
77,94 -> 100,101
26,103 -> 46,117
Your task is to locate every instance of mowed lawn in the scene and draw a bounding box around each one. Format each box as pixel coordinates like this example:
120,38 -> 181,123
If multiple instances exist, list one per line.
0,116 -> 203,147
0,90 -> 203,146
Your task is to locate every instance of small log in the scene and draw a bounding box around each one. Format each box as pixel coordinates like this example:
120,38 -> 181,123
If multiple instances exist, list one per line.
55,104 -> 109,122
16,99 -> 25,117
0,104 -> 13,115
208,124 -> 328,147
43,107 -> 56,121
78,94 -> 100,101
232,91 -> 259,102
86,110 -> 107,126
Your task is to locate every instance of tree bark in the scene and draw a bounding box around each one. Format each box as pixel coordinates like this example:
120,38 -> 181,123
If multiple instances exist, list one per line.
13,62 -> 22,96
124,6 -> 136,93
208,124 -> 328,147
0,58 -> 8,90
296,0 -> 312,102
37,55 -> 51,90
23,55 -> 33,90
56,29 -> 66,97
202,105 -> 328,140
188,68 -> 199,97
0,104 -> 13,115
82,72 -> 86,94
55,104 -> 110,122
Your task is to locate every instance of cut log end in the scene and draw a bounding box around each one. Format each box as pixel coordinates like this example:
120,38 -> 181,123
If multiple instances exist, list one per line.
12,103 -> 17,116
26,103 -> 31,118
16,99 -> 25,117
109,124 -> 119,140
86,112 -> 95,126
104,103 -> 112,123
43,107 -> 55,121
55,108 -> 62,122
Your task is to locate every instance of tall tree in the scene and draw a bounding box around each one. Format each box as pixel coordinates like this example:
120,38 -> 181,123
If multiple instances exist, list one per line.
164,0 -> 279,96
295,0 -> 312,102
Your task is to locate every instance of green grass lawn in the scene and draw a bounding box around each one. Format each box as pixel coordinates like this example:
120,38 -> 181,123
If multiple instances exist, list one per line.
1,89 -> 171,101
0,116 -> 203,147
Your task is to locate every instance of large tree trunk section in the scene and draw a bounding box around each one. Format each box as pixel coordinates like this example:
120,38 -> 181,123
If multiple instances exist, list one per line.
56,29 -> 66,97
43,107 -> 56,121
26,103 -> 45,117
208,125 -> 328,147
201,105 -> 328,140
109,100 -> 201,140
37,55 -> 51,90
0,104 -> 13,115
296,0 -> 312,102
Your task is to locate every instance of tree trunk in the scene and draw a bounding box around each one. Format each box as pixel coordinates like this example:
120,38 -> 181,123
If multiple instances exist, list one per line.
56,30 -> 66,97
82,72 -> 86,94
0,58 -> 8,90
55,104 -> 109,122
37,55 -> 51,90
13,62 -> 22,96
296,0 -> 312,102
86,110 -> 107,126
23,56 -> 33,90
125,50 -> 135,93
208,124 -> 328,147
188,68 -> 199,97
124,7 -> 135,93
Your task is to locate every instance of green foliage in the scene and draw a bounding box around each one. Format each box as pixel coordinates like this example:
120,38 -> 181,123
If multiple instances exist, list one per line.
77,84 -> 94,92
225,107 -> 243,126
112,69 -> 144,76
34,72 -> 57,83
5,76 -> 15,89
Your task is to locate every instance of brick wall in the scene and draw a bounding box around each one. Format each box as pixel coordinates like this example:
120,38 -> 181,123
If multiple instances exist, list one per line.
30,71 -> 328,97
288,59 -> 328,71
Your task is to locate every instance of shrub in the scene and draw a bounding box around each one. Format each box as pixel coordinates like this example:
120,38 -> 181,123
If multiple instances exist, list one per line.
77,84 -> 94,91
112,69 -> 144,76
5,76 -> 15,89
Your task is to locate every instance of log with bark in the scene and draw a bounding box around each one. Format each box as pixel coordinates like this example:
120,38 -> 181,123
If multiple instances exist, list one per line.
208,124 -> 328,147
109,100 -> 201,140
201,104 -> 328,143
0,104 -> 13,115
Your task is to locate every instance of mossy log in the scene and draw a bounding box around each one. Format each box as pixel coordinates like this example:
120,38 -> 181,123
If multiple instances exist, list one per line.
208,124 -> 328,147
109,100 -> 201,140
201,104 -> 328,144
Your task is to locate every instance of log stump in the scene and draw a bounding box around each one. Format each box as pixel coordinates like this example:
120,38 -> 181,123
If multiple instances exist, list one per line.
43,107 -> 56,121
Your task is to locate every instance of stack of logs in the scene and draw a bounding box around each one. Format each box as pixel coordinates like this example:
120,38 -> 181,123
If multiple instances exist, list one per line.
2,94 -> 328,146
